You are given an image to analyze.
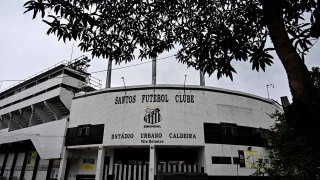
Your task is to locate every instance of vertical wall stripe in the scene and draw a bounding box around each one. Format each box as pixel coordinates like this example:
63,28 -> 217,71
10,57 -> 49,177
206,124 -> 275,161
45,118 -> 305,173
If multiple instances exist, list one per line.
127,165 -> 131,180
138,165 -> 142,180
0,152 -> 8,176
123,165 -> 127,180
45,159 -> 54,180
104,165 -> 109,180
116,165 -> 120,180
119,164 -> 123,180
19,151 -> 28,180
142,165 -> 146,180
31,153 -> 40,180
132,165 -> 136,180
9,151 -> 18,177
188,165 -> 192,173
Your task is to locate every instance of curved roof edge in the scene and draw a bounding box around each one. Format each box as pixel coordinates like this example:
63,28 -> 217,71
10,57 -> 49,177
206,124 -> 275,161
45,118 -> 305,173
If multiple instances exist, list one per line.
74,84 -> 283,109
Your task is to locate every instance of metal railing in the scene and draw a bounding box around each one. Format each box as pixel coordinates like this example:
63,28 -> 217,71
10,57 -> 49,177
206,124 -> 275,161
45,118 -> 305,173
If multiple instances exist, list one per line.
0,60 -> 68,94
0,55 -> 102,98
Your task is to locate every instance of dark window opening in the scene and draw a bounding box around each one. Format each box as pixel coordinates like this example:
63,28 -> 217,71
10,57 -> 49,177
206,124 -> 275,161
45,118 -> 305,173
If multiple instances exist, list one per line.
204,123 -> 269,147
65,124 -> 104,146
233,157 -> 239,164
212,156 -> 232,164
114,148 -> 149,165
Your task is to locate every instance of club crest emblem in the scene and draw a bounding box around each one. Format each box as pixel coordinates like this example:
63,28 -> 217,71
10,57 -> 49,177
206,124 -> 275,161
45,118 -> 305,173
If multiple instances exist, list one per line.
144,108 -> 161,124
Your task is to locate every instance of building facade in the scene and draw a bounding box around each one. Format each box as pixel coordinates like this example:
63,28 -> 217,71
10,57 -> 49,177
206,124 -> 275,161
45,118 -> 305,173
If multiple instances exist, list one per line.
0,59 -> 282,180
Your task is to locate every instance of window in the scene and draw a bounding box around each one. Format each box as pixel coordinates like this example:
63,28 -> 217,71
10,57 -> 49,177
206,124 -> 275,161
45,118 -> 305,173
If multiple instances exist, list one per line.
212,156 -> 232,164
77,125 -> 91,136
204,123 -> 269,147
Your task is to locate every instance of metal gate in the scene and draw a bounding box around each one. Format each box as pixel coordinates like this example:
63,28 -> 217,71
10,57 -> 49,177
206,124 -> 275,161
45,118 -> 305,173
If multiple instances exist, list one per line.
104,164 -> 149,180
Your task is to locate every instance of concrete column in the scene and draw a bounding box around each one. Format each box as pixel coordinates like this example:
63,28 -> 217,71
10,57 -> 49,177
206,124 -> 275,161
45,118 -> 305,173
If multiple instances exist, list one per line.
107,149 -> 114,176
106,60 -> 112,88
149,145 -> 155,180
200,70 -> 205,86
152,58 -> 157,85
95,146 -> 105,180
57,147 -> 68,180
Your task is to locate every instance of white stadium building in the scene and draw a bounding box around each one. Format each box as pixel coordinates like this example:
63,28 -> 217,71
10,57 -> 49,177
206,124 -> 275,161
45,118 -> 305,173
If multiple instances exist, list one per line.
0,56 -> 282,180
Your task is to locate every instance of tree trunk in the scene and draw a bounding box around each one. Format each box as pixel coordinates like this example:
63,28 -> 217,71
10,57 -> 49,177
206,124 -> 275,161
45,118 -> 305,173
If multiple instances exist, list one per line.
261,0 -> 320,135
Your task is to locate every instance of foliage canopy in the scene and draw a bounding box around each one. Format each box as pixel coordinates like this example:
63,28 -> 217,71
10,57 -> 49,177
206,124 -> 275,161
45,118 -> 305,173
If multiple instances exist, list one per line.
24,0 -> 319,80
266,111 -> 320,177
24,0 -> 320,136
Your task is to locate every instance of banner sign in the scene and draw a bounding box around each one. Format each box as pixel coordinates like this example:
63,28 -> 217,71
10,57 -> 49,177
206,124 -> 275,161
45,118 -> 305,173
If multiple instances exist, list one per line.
82,159 -> 95,171
243,150 -> 259,168
27,151 -> 37,165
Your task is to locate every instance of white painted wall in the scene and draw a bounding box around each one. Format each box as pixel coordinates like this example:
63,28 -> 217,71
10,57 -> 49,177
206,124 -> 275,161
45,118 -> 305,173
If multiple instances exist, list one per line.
0,88 -> 62,115
69,85 -> 280,147
0,74 -> 64,107
67,85 -> 281,177
60,88 -> 75,110
204,144 -> 269,176
0,118 -> 68,159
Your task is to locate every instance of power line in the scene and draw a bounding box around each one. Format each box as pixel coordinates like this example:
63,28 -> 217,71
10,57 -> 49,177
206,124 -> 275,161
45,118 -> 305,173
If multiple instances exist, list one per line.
0,55 -> 176,84
90,55 -> 175,74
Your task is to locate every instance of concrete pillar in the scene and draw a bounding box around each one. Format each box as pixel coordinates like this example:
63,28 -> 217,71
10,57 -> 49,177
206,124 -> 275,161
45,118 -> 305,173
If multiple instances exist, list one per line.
57,147 -> 68,180
95,146 -> 105,180
152,58 -> 157,85
106,60 -> 112,88
200,70 -> 205,86
149,145 -> 155,180
107,149 -> 114,176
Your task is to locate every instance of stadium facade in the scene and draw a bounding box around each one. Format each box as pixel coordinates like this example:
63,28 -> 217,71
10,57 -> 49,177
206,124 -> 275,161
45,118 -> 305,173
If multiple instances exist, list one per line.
0,57 -> 282,180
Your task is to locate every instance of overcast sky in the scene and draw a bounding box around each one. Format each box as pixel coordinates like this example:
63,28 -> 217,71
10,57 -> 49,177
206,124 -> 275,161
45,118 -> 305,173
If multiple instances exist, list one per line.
1,0 -> 320,103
